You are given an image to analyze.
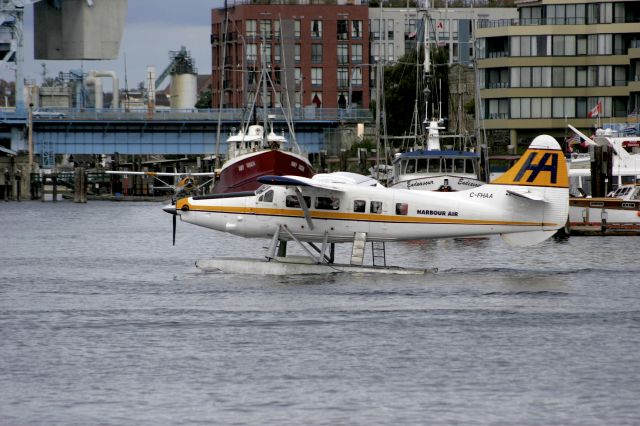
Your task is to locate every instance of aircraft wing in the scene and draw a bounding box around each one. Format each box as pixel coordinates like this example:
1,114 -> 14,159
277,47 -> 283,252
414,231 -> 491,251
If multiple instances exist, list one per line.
106,171 -> 215,177
258,175 -> 345,192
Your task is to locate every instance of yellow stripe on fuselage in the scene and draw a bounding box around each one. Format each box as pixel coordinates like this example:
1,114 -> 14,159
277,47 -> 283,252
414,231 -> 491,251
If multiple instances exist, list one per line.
179,201 -> 557,227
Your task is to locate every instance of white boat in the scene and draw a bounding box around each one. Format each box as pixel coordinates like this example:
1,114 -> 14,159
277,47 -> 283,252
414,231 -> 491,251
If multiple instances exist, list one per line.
568,183 -> 640,234
385,6 -> 483,192
567,126 -> 640,234
568,126 -> 640,195
389,119 -> 483,191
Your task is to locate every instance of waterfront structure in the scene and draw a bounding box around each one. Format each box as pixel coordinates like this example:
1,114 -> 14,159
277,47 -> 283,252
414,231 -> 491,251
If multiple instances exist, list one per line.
211,0 -> 370,110
476,0 -> 640,151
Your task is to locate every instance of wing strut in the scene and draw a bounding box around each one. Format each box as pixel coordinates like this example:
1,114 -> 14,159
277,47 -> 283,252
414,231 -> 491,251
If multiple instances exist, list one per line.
295,187 -> 314,230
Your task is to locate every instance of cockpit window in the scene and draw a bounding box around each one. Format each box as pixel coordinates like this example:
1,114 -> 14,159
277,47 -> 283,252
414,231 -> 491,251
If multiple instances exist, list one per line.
258,189 -> 274,202
286,195 -> 311,208
255,185 -> 268,195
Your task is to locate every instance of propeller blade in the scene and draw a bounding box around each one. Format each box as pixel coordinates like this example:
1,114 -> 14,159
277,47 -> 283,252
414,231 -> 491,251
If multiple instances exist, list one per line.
172,212 -> 176,246
162,202 -> 178,246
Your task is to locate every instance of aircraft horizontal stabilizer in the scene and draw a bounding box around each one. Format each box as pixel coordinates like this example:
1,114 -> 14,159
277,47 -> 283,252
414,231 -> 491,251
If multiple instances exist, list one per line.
507,189 -> 546,201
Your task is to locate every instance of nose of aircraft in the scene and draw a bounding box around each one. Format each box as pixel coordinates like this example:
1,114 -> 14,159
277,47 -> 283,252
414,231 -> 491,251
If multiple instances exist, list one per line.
163,204 -> 177,215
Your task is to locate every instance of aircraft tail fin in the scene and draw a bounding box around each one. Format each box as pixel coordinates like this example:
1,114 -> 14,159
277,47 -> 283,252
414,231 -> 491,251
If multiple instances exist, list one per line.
490,135 -> 569,245
490,134 -> 568,189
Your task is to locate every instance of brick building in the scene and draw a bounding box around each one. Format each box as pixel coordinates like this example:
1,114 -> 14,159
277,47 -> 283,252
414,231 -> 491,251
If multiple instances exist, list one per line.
211,1 -> 370,111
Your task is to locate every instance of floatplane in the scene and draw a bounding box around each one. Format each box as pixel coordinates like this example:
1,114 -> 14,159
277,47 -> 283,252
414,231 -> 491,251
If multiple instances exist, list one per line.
106,170 -> 216,198
163,135 -> 569,275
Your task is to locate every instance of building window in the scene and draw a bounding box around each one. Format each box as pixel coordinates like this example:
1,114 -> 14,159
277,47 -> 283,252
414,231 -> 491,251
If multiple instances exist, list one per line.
263,44 -> 272,63
294,20 -> 300,38
294,68 -> 302,87
352,20 -> 362,39
274,20 -> 280,39
387,19 -> 394,40
274,67 -> 281,85
294,44 -> 301,63
371,18 -> 380,40
387,43 -> 394,62
337,67 -> 348,89
311,44 -> 322,64
311,68 -> 322,87
274,44 -> 281,63
351,67 -> 363,87
246,44 -> 257,63
351,44 -> 363,64
246,20 -> 257,37
260,20 -> 272,39
311,20 -> 322,39
338,20 -> 348,40
337,44 -> 348,65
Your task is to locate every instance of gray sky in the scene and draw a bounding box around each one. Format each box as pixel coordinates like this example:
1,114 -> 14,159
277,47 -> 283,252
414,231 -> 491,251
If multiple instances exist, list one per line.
1,0 -> 224,90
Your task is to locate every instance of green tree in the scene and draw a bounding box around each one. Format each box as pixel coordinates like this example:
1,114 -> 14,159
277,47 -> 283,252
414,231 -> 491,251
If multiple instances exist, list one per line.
195,89 -> 212,109
382,46 -> 450,142
382,49 -> 422,139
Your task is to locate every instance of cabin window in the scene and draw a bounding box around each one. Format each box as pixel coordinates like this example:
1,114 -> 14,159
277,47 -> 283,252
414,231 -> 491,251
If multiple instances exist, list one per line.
442,158 -> 453,173
428,158 -> 440,173
417,158 -> 428,172
621,175 -> 636,185
454,158 -> 466,173
285,195 -> 311,208
370,201 -> 382,214
395,203 -> 408,215
354,199 -> 366,212
465,159 -> 476,174
259,189 -> 274,203
316,196 -> 340,210
404,159 -> 416,173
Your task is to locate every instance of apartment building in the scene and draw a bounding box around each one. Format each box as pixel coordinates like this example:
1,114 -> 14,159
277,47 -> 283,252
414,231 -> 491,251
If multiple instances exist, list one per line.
476,0 -> 640,149
369,6 -> 517,68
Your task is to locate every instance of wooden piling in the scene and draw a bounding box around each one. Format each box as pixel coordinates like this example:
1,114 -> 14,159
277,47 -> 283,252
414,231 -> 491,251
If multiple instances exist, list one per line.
74,167 -> 87,203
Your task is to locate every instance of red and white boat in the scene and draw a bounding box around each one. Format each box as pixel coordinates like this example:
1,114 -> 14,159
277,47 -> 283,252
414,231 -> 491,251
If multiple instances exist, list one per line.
212,121 -> 314,194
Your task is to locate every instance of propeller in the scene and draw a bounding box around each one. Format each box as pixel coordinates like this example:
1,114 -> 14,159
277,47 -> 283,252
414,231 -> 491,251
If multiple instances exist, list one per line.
163,197 -> 178,246
172,211 -> 177,246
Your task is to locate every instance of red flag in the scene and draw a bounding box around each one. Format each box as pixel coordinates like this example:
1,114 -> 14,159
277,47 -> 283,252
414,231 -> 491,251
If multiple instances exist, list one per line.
588,101 -> 601,118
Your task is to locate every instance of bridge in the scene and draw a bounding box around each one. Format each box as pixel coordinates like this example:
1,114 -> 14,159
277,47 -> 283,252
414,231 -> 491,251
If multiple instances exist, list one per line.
0,107 -> 373,159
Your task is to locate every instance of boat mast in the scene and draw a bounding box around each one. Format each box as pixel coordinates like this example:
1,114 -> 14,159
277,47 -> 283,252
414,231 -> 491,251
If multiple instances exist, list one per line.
214,0 -> 229,170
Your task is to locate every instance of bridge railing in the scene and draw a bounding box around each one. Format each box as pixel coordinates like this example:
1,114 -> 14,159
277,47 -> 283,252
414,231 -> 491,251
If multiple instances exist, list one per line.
30,107 -> 374,123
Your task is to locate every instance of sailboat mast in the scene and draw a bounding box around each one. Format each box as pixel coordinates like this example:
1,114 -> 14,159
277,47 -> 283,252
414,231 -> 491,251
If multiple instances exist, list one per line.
214,0 -> 229,170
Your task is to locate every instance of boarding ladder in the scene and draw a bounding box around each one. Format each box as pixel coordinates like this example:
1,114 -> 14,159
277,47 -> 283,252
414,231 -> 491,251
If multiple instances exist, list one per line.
371,241 -> 386,267
350,232 -> 367,266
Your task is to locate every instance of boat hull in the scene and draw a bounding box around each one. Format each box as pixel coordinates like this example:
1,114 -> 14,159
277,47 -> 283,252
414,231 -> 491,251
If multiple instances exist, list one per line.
213,149 -> 314,194
568,197 -> 640,235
